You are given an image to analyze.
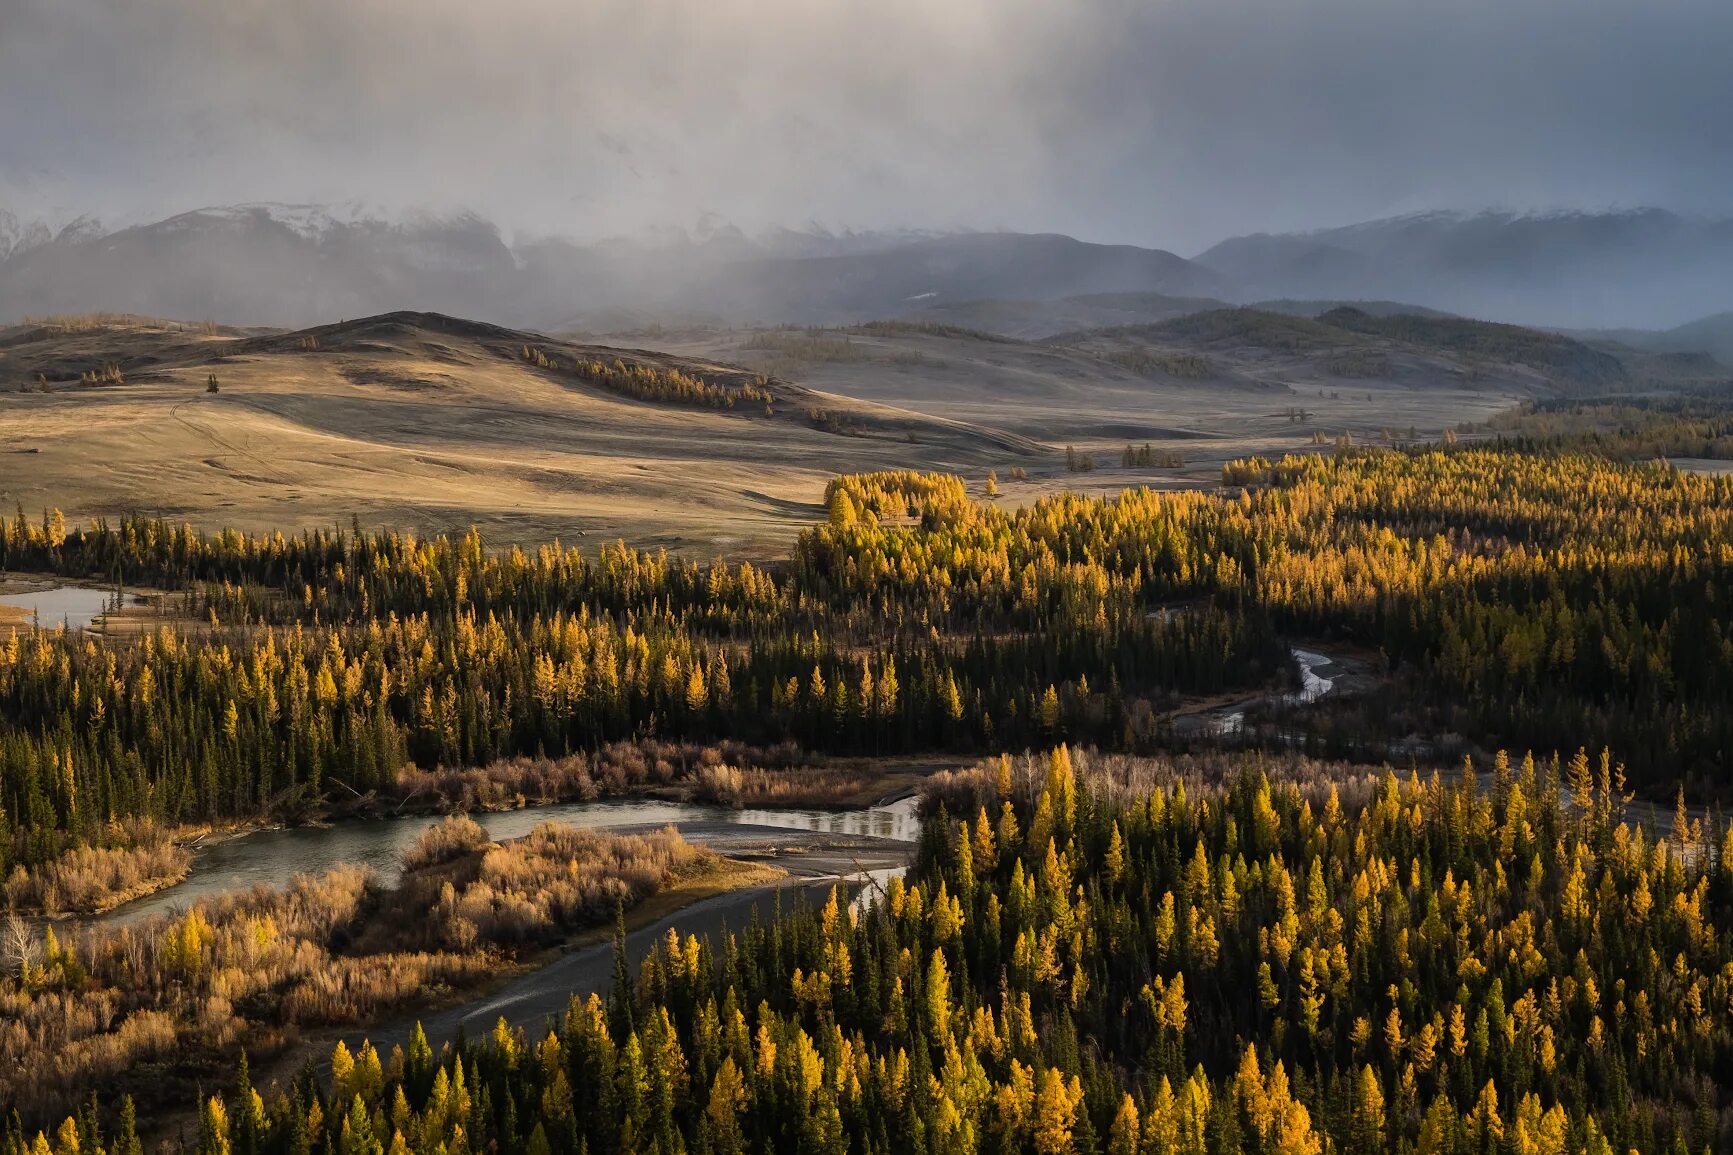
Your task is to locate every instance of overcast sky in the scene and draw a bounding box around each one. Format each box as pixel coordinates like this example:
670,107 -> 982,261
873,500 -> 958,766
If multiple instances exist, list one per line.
4,0 -> 1731,253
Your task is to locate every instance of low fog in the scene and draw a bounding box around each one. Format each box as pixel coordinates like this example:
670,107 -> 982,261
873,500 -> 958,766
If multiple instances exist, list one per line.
5,0 -> 1733,250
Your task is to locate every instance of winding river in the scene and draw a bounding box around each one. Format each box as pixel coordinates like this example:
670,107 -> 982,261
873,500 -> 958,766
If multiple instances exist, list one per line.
1204,646 -> 1339,735
79,645 -> 1344,1045
95,796 -> 920,929
90,646 -> 1349,931
99,648 -> 1348,929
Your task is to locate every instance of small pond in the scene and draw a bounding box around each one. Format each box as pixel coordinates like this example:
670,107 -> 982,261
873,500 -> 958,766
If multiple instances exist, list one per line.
0,585 -> 143,630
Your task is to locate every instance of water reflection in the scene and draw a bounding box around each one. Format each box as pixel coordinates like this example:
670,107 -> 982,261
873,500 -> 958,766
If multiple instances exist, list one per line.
1208,647 -> 1337,735
0,585 -> 141,630
95,795 -> 921,929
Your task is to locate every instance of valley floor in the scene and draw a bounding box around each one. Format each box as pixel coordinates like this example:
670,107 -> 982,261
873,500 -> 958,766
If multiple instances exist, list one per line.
0,312 -> 1539,552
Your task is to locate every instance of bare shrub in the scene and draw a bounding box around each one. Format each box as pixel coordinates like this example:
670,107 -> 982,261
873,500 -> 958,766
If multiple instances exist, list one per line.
447,824 -> 702,946
401,814 -> 488,872
279,951 -> 494,1024
395,754 -> 599,812
391,739 -> 820,812
0,822 -> 703,1117
4,823 -> 191,915
695,764 -> 744,803
694,764 -> 872,808
2,913 -> 40,978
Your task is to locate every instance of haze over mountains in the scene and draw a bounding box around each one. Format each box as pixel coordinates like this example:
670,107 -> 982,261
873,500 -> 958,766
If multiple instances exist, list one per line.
1196,210 -> 1733,331
4,203 -> 1732,337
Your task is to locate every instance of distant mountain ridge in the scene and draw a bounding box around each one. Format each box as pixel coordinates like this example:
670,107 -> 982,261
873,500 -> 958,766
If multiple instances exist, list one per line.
2,203 -> 1731,332
0,204 -> 524,326
0,209 -> 55,261
1583,310 -> 1733,367
1195,209 -> 1733,330
0,206 -> 1223,329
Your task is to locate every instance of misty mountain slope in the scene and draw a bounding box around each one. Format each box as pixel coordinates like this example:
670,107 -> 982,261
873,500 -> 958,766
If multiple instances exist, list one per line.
683,233 -> 1229,325
1314,307 -> 1628,388
1589,311 -> 1733,369
1041,306 -> 1621,394
660,314 -> 1527,451
1249,299 -> 1460,321
1196,210 -> 1733,329
0,206 -> 525,328
546,234 -> 1232,330
0,312 -> 1028,552
1662,312 -> 1733,362
0,210 -> 54,262
0,208 -> 1229,331
6,203 -> 1732,333
895,291 -> 1235,339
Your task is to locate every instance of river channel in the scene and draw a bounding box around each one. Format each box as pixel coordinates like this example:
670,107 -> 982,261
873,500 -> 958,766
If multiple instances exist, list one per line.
95,796 -> 920,929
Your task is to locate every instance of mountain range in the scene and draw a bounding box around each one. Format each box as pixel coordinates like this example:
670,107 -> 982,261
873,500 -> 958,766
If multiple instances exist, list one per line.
1195,210 -> 1733,331
2,204 -> 1731,336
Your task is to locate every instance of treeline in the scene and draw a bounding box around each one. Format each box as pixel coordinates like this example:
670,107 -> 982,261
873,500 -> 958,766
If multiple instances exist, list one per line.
31,744 -> 1733,1151
1101,349 -> 1214,380
0,606 -> 1273,868
1121,444 -> 1185,469
809,453 -> 1733,794
1228,449 -> 1733,787
520,346 -> 775,412
1483,395 -> 1733,461
6,438 -> 1732,870
0,497 -> 1281,868
1316,307 -> 1628,387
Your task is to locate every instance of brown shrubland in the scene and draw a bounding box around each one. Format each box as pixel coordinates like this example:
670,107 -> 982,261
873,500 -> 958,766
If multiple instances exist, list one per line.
390,739 -> 814,813
693,762 -> 874,808
398,813 -> 489,872
0,821 -> 709,1112
3,822 -> 191,915
432,823 -> 700,947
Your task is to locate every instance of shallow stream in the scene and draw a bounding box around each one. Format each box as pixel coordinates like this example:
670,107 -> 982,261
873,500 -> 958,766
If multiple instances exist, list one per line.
94,795 -> 920,928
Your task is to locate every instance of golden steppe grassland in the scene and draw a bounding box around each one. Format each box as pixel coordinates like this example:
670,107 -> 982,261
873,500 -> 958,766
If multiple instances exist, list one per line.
0,309 -> 1547,552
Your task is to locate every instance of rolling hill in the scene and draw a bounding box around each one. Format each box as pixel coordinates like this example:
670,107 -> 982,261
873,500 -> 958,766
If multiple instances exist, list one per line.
658,309 -> 1538,458
0,311 -> 1033,552
1042,306 -> 1631,393
684,233 -> 1228,326
0,298 -> 1695,554
1313,307 -> 1628,388
1591,311 -> 1733,368
895,291 -> 1235,339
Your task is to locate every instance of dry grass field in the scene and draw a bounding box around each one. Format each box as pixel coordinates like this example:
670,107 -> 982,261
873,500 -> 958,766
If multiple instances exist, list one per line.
0,308 -> 1558,553
660,317 -> 1545,491
0,312 -> 1038,553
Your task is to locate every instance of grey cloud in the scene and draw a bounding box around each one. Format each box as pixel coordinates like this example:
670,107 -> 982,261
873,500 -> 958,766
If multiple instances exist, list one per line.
2,0 -> 1732,250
